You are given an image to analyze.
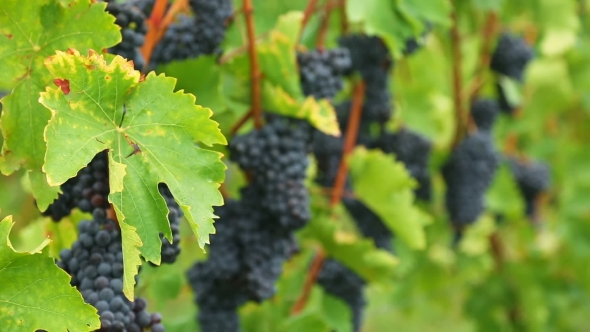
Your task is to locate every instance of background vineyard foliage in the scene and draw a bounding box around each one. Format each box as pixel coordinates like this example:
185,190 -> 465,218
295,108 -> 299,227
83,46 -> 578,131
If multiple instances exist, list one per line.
1,0 -> 590,331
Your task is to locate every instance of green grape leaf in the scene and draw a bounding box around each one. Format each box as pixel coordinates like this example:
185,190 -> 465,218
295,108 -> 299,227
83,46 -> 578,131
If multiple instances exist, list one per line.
157,56 -> 224,111
0,0 -> 120,209
348,147 -> 428,250
39,50 -> 226,299
0,216 -> 100,331
304,195 -> 399,283
346,0 -> 450,55
281,311 -> 330,332
321,293 -> 353,332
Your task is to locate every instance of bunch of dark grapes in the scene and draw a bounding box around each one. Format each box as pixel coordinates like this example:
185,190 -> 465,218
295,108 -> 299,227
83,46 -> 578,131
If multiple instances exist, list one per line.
229,114 -> 312,231
372,128 -> 433,201
508,158 -> 550,217
188,196 -> 299,331
297,48 -> 352,100
471,98 -> 500,132
490,33 -> 534,81
104,0 -> 147,70
338,35 -> 394,126
188,113 -> 312,331
157,184 -> 182,264
149,0 -> 233,66
56,214 -> 164,331
318,259 -> 366,332
442,133 -> 499,227
43,151 -> 110,221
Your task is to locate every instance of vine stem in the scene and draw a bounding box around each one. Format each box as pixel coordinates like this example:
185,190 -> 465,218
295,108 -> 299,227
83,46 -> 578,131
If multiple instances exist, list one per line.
243,0 -> 263,129
230,109 -> 253,136
339,0 -> 348,34
140,0 -> 190,70
450,10 -> 466,148
315,0 -> 332,49
466,12 -> 499,103
290,249 -> 326,315
330,80 -> 366,207
290,81 -> 366,315
298,0 -> 321,43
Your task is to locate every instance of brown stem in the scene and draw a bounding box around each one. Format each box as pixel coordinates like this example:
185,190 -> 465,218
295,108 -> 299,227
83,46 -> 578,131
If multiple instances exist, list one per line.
489,231 -> 504,271
290,81 -> 365,315
339,0 -> 348,34
450,11 -> 466,148
290,250 -> 326,315
315,1 -> 332,49
230,109 -> 253,136
140,0 -> 189,71
243,0 -> 262,129
467,12 -> 499,103
330,80 -> 366,207
219,182 -> 230,199
298,0 -> 321,43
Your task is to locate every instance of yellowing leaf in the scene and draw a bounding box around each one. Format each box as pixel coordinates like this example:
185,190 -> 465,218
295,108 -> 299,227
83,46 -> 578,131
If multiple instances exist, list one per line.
39,49 -> 226,299
0,0 -> 120,209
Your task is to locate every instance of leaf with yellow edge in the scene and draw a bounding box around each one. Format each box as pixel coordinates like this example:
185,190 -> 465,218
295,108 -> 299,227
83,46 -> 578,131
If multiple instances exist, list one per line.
39,49 -> 226,299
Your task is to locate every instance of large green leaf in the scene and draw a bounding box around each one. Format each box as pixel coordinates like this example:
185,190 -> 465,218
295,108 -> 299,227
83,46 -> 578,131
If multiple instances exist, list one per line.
348,147 -> 428,250
303,193 -> 399,283
0,216 -> 99,331
0,0 -> 120,210
346,0 -> 450,55
39,50 -> 226,298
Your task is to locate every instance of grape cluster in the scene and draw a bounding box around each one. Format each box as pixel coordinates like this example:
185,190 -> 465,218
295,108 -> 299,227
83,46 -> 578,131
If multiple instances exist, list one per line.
229,115 -> 312,231
188,196 -> 300,331
43,151 -> 110,221
508,158 -> 550,216
490,33 -> 534,81
471,98 -> 500,132
157,184 -> 182,264
372,128 -> 433,201
318,259 -> 366,332
104,0 -> 147,71
56,215 -> 164,332
189,114 -> 311,331
149,0 -> 233,66
297,48 -> 352,100
442,133 -> 499,226
338,35 -> 394,126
